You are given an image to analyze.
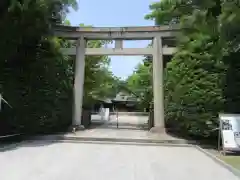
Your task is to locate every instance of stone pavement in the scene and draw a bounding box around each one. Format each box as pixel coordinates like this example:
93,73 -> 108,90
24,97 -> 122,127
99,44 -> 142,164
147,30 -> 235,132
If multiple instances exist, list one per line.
28,113 -> 191,144
64,114 -> 186,143
0,113 -> 239,180
0,142 -> 239,180
91,113 -> 148,129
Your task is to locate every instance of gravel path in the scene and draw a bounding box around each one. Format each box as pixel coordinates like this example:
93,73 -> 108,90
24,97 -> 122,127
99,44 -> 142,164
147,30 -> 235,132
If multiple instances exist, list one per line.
0,141 -> 238,180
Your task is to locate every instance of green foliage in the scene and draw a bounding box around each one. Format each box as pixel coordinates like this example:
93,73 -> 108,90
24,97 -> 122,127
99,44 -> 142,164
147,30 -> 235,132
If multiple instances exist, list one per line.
125,0 -> 240,139
126,56 -> 152,110
0,0 -> 78,134
147,0 -> 226,138
165,47 -> 225,137
220,1 -> 240,113
0,1 -> 121,135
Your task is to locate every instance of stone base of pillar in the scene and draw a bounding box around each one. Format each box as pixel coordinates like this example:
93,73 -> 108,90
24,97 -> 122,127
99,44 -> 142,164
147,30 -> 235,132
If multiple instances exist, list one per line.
68,125 -> 85,132
150,126 -> 166,134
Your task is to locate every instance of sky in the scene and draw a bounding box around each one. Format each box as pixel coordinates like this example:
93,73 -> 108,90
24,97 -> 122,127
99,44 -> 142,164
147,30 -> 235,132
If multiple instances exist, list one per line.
67,0 -> 156,80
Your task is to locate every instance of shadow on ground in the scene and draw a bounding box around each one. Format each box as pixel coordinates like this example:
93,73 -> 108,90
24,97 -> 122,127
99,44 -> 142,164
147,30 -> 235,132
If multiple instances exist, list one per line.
224,151 -> 240,156
0,138 -> 59,152
89,122 -> 148,131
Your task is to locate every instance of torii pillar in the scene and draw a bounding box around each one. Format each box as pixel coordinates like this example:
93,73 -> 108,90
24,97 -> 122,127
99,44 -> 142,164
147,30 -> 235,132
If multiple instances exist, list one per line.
73,36 -> 85,127
151,36 -> 165,133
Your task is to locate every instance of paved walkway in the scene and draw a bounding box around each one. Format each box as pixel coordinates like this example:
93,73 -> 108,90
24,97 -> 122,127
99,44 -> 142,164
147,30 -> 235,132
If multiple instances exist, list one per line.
0,142 -> 238,180
91,114 -> 148,128
66,114 -> 180,141
0,113 -> 239,180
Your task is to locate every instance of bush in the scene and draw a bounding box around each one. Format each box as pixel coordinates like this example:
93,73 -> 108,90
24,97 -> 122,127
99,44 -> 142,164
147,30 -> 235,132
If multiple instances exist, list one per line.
0,1 -> 74,135
164,35 -> 225,138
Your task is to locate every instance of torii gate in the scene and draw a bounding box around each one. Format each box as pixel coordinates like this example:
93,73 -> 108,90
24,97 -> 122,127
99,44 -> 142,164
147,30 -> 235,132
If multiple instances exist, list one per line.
54,25 -> 179,133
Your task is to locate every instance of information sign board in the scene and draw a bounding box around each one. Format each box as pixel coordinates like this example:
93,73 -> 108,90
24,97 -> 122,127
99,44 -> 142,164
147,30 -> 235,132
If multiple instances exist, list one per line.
219,114 -> 240,152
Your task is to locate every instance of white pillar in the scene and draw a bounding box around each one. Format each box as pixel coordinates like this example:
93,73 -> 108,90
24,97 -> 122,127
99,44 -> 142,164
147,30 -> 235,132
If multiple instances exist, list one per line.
104,108 -> 110,121
152,36 -> 165,132
73,36 -> 86,126
100,104 -> 104,120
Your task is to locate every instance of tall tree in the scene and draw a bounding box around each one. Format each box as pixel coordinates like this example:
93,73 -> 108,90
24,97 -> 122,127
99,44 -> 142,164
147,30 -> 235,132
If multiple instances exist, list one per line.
143,0 -> 226,138
126,57 -> 152,110
0,0 -> 78,134
220,0 -> 240,113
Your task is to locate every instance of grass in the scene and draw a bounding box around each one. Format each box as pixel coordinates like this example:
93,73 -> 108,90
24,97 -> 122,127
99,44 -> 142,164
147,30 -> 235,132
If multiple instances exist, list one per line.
219,155 -> 240,170
205,148 -> 240,170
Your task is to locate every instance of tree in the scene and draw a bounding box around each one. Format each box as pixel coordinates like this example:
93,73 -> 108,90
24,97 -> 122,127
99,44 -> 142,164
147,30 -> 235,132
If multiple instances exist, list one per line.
126,57 -> 152,110
143,0 -> 227,138
220,0 -> 240,113
0,0 -> 78,134
0,0 -> 122,135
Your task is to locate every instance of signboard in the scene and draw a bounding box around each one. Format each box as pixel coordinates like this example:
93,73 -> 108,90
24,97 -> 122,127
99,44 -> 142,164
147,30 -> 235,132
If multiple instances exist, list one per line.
219,114 -> 240,151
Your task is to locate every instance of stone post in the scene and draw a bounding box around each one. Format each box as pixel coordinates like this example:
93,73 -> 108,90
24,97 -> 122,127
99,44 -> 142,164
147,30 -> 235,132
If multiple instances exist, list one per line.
73,36 -> 86,127
151,36 -> 165,133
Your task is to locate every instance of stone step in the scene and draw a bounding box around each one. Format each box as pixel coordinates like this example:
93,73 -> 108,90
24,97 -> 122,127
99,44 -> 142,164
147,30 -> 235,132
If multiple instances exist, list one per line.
27,134 -> 196,145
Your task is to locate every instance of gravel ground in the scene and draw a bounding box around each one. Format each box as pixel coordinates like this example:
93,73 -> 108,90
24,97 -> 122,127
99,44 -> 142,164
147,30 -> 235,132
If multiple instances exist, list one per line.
0,141 -> 239,180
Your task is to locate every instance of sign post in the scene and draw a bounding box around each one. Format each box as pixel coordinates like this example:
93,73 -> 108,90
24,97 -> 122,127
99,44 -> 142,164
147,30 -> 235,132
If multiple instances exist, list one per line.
219,113 -> 240,155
